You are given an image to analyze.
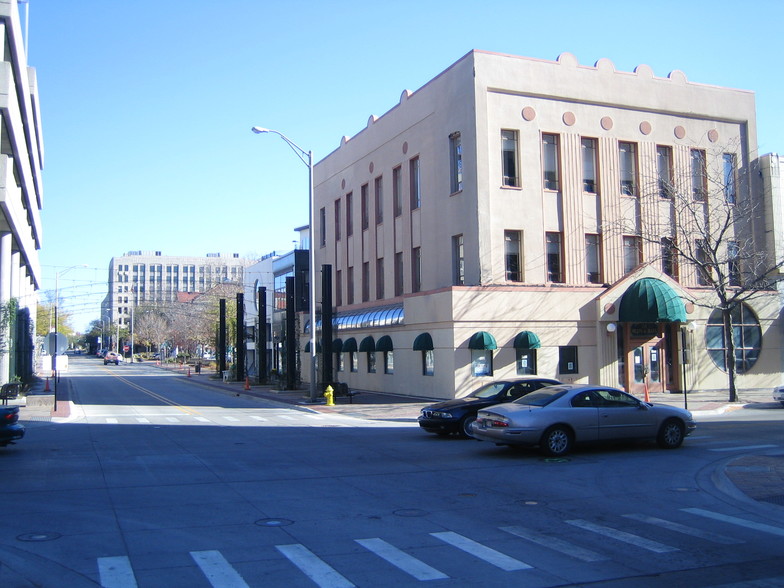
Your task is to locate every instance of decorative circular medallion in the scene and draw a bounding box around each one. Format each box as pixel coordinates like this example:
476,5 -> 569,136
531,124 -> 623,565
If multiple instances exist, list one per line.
402,141 -> 408,154
369,162 -> 374,174
522,106 -> 536,121
341,179 -> 346,190
674,125 -> 686,140
639,121 -> 652,135
562,111 -> 576,126
708,129 -> 719,143
601,116 -> 613,131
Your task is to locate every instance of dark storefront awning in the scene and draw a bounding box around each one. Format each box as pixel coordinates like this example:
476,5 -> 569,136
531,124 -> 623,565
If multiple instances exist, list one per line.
303,340 -> 321,352
412,332 -> 434,351
513,331 -> 541,349
342,337 -> 357,352
468,331 -> 497,350
332,338 -> 343,353
376,335 -> 394,351
619,278 -> 687,323
359,336 -> 376,352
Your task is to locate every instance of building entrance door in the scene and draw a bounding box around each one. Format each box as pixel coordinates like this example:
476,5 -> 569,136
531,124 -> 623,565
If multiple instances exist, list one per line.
626,324 -> 667,397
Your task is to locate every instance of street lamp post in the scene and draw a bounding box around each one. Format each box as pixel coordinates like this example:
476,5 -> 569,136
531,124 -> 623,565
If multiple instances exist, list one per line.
251,126 -> 317,402
53,264 -> 87,405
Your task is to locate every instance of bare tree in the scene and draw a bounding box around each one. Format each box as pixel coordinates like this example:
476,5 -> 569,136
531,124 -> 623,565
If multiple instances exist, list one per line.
613,143 -> 783,402
134,307 -> 169,353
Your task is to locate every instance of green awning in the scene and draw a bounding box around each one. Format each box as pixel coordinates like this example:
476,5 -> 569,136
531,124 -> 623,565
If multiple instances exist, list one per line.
412,332 -> 434,351
332,338 -> 343,353
513,331 -> 541,349
468,331 -> 497,350
359,336 -> 376,352
342,337 -> 357,352
619,278 -> 687,323
304,340 -> 322,352
376,335 -> 394,351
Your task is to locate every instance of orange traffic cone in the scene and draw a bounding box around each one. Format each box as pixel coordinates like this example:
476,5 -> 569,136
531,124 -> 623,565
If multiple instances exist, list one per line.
44,377 -> 50,392
644,380 -> 650,403
244,377 -> 250,391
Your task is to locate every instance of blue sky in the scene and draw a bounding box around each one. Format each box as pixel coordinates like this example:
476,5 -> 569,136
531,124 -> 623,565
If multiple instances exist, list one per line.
28,0 -> 784,331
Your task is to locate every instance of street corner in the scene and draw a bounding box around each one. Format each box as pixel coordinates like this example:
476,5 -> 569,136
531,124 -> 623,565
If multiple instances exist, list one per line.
724,453 -> 784,507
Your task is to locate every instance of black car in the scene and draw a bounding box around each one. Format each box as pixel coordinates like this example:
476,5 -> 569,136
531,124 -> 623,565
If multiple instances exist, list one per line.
418,377 -> 561,437
0,406 -> 24,446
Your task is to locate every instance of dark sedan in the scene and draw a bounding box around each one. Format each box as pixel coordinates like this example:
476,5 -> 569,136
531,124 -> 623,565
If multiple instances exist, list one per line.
418,377 -> 561,437
0,406 -> 24,447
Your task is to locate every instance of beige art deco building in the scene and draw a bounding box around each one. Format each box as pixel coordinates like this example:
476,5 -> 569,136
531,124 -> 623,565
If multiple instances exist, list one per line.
309,50 -> 782,400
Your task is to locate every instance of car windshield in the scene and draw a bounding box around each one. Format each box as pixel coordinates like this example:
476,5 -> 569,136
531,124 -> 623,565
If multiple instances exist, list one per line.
468,382 -> 509,399
513,386 -> 570,407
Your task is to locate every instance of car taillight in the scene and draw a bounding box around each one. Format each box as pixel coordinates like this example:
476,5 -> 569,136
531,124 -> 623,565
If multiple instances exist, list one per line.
3,413 -> 14,422
489,419 -> 509,428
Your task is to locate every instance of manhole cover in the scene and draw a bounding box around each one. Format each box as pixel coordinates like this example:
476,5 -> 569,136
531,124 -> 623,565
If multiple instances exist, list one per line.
393,509 -> 428,517
670,487 -> 699,493
17,532 -> 61,542
541,457 -> 570,463
255,518 -> 294,527
516,500 -> 544,506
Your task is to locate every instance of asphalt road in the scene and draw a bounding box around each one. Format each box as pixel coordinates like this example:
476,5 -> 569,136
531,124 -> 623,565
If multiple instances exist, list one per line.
1,356 -> 783,587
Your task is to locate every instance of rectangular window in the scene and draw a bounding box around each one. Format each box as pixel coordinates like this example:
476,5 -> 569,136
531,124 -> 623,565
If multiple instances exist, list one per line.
449,132 -> 463,193
471,349 -> 493,377
619,142 -> 638,196
657,146 -> 673,198
412,247 -> 422,293
581,138 -> 597,193
335,269 -> 342,307
409,156 -> 421,209
361,184 -> 369,230
347,267 -> 354,305
337,352 -> 344,373
505,230 -> 522,282
376,258 -> 384,300
452,234 -> 465,285
367,351 -> 376,374
559,346 -> 579,374
728,239 -> 740,286
319,207 -> 326,247
516,349 -> 537,375
423,349 -> 434,376
394,252 -> 403,296
393,165 -> 402,217
585,233 -> 602,283
691,149 -> 707,201
374,175 -> 383,225
384,351 -> 394,375
350,351 -> 358,373
362,261 -> 370,302
334,200 -> 341,241
346,192 -> 353,237
545,232 -> 563,283
696,239 -> 709,285
542,134 -> 560,191
661,237 -> 678,279
623,236 -> 642,274
723,153 -> 737,204
501,130 -> 519,187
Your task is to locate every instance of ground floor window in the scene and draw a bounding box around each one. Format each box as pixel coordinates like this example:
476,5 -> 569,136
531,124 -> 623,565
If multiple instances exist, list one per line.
706,304 -> 761,373
350,352 -> 358,372
516,349 -> 537,375
559,346 -> 578,374
472,349 -> 493,376
367,351 -> 376,373
337,353 -> 344,372
423,350 -> 434,376
384,351 -> 394,374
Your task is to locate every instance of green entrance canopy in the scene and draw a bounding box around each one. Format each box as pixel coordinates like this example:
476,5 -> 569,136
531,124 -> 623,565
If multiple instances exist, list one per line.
618,278 -> 687,323
468,331 -> 497,350
513,331 -> 541,349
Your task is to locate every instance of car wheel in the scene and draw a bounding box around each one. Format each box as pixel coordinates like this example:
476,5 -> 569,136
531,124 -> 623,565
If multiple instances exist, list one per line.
459,414 -> 477,438
657,419 -> 685,449
540,425 -> 573,456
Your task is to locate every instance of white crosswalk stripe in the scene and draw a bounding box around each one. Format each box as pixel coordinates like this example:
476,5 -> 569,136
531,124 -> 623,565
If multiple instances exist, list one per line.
356,537 -> 449,580
430,531 -> 532,571
190,550 -> 249,588
106,417 -> 118,424
622,513 -> 743,544
500,525 -> 608,562
249,415 -> 267,422
276,544 -> 355,587
682,508 -> 784,537
566,519 -> 679,553
223,416 -> 240,422
97,555 -> 137,588
708,444 -> 778,452
165,417 -> 180,422
135,417 -> 150,423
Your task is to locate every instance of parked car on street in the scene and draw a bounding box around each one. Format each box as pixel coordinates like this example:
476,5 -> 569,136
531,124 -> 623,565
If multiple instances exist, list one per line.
471,384 -> 696,456
418,377 -> 561,438
0,405 -> 24,447
104,351 -> 122,365
773,385 -> 784,406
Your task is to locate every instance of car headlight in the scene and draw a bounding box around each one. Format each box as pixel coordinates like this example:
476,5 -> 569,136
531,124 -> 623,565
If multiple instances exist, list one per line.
421,409 -> 455,419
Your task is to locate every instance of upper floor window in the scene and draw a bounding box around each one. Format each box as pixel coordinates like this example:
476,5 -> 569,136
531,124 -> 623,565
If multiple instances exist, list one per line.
452,234 -> 465,286
723,153 -> 737,204
501,130 -> 519,187
334,199 -> 341,241
394,252 -> 403,296
362,261 -> 370,302
542,134 -> 560,191
412,247 -> 422,293
376,257 -> 384,300
409,156 -> 421,210
657,146 -> 673,198
581,138 -> 597,193
728,239 -> 740,286
585,233 -> 602,284
545,232 -> 563,283
346,192 -> 353,237
393,165 -> 403,217
505,230 -> 522,282
661,237 -> 678,279
695,239 -> 710,285
619,142 -> 638,196
361,184 -> 369,230
622,235 -> 641,274
374,176 -> 383,225
319,207 -> 326,247
449,132 -> 463,193
691,149 -> 707,201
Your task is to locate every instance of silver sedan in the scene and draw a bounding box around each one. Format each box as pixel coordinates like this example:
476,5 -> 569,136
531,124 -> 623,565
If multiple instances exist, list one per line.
471,384 -> 696,456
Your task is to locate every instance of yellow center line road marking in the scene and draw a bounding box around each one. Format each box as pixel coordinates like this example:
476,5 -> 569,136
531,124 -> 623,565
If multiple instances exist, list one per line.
106,372 -> 204,417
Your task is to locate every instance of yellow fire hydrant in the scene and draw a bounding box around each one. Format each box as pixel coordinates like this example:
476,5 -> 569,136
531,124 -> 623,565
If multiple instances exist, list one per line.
324,385 -> 335,406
